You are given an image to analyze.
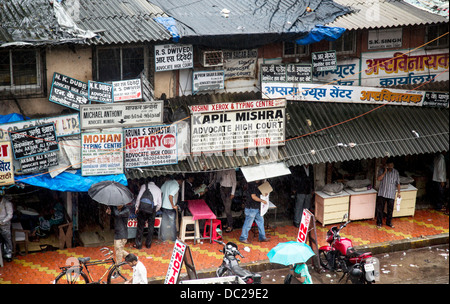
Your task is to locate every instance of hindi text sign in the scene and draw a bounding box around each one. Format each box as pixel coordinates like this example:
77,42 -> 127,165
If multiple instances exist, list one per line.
49,72 -> 89,110
10,123 -> 59,159
155,44 -> 193,72
0,141 -> 14,186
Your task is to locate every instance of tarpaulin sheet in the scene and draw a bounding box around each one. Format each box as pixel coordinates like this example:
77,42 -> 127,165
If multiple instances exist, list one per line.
16,170 -> 128,192
154,17 -> 180,42
295,25 -> 346,45
0,113 -> 27,124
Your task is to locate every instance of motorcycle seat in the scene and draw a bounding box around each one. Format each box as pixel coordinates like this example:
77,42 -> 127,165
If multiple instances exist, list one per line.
231,265 -> 254,278
346,248 -> 370,258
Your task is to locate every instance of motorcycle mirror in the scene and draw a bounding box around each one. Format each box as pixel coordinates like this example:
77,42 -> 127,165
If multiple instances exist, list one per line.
342,213 -> 348,221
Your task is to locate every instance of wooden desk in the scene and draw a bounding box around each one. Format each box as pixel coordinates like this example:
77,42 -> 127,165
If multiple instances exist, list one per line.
187,200 -> 216,243
345,188 -> 377,221
315,191 -> 349,226
391,184 -> 417,217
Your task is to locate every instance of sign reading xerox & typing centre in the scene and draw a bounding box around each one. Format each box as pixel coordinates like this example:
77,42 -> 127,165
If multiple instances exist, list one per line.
190,99 -> 286,153
80,101 -> 164,129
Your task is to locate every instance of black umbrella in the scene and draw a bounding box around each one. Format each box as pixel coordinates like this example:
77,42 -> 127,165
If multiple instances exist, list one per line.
88,180 -> 134,206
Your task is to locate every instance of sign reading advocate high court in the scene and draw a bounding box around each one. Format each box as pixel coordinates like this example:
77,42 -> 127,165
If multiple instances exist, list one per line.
190,100 -> 286,153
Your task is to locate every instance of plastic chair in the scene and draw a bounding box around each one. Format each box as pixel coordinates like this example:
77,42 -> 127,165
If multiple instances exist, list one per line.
203,219 -> 223,241
12,222 -> 30,256
179,216 -> 200,244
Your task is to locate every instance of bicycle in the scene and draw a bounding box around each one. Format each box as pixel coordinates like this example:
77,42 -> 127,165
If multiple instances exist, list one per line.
53,247 -> 130,284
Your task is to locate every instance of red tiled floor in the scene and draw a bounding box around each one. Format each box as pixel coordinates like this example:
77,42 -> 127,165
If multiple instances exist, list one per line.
0,209 -> 448,284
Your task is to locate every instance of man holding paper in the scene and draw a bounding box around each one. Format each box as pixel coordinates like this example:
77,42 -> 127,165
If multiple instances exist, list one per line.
239,179 -> 271,244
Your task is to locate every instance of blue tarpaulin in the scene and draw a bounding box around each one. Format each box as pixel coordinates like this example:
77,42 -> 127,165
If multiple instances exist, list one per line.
296,25 -> 346,45
154,17 -> 180,42
0,113 -> 28,124
16,170 -> 128,192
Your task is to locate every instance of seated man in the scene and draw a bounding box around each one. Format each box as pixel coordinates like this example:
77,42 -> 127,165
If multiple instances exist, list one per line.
30,201 -> 65,240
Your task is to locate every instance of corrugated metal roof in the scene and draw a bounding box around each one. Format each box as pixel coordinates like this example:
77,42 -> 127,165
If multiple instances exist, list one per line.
74,0 -> 172,44
328,0 -> 448,30
127,97 -> 449,178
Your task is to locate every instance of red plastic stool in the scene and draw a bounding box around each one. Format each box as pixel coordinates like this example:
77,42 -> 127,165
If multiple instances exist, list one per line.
203,219 -> 223,241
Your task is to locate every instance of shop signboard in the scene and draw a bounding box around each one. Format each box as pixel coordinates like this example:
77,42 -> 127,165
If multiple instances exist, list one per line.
192,70 -> 225,92
155,44 -> 194,72
49,72 -> 89,110
262,82 -> 425,106
124,125 -> 178,168
261,64 -> 286,82
312,50 -> 337,73
81,131 -> 124,176
423,91 -> 449,108
312,58 -> 359,86
368,28 -> 403,50
0,113 -> 80,141
0,141 -> 14,186
10,123 -> 59,159
190,99 -> 286,153
88,80 -> 113,103
164,239 -> 187,284
360,48 -> 449,87
80,101 -> 164,129
297,209 -> 312,243
261,63 -> 312,83
223,49 -> 258,79
112,79 -> 142,102
19,152 -> 59,174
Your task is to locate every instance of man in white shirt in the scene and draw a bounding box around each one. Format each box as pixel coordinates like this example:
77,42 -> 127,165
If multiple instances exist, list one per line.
216,169 -> 237,233
134,177 -> 162,249
0,195 -> 13,262
124,253 -> 147,284
160,174 -> 183,241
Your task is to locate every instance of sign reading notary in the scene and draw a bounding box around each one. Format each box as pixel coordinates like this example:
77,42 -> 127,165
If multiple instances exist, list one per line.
10,123 -> 59,159
124,125 -> 178,168
80,101 -> 164,129
49,72 -> 89,110
155,44 -> 193,72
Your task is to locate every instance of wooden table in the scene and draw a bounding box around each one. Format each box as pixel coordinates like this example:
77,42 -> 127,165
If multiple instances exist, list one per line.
187,199 -> 216,243
315,191 -> 350,226
345,188 -> 377,221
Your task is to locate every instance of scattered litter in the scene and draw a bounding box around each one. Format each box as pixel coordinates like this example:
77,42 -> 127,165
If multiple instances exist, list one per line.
391,264 -> 398,267
403,252 -> 406,256
326,274 -> 332,278
146,256 -> 152,259
272,279 -> 276,282
439,253 -> 449,259
409,264 -> 419,268
382,270 -> 390,274
243,246 -> 251,252
383,254 -> 390,258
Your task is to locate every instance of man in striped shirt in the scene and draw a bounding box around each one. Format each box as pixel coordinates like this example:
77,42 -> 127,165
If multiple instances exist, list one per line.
376,158 -> 401,228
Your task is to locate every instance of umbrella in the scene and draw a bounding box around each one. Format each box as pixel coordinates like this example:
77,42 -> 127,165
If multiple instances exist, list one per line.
267,241 -> 315,266
88,180 -> 134,206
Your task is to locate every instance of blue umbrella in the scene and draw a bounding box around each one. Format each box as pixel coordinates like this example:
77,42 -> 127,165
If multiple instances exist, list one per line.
267,241 -> 315,266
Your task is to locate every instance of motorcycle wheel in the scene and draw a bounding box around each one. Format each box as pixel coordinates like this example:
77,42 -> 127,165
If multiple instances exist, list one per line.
319,250 -> 331,270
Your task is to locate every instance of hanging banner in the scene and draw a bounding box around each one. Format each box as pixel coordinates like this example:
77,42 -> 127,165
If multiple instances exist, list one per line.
361,48 -> 449,87
10,123 -> 59,159
80,101 -> 164,129
81,131 -> 124,176
0,141 -> 14,186
112,79 -> 142,102
49,72 -> 89,110
88,80 -> 113,103
164,239 -> 187,284
192,70 -> 225,92
297,209 -> 313,243
155,44 -> 194,72
190,100 -> 286,153
124,125 -> 178,168
0,113 -> 80,141
223,49 -> 258,79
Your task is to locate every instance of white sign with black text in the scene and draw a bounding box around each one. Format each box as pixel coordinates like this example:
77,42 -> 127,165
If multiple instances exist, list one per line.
155,44 -> 194,72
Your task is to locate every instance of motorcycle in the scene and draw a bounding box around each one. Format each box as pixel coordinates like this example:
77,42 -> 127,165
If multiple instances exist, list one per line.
319,214 -> 380,284
214,239 -> 262,284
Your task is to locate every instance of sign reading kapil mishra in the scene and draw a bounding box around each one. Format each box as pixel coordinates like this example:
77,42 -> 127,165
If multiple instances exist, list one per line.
81,131 -> 124,176
190,99 -> 286,153
124,125 -> 178,168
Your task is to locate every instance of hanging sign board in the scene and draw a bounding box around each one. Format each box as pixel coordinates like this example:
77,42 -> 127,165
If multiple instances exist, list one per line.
192,70 -> 225,92
88,80 -> 113,103
297,209 -> 313,243
223,49 -> 258,79
261,64 -> 287,82
19,152 -> 59,174
423,91 -> 449,108
312,50 -> 337,73
155,44 -> 194,72
80,101 -> 164,129
0,113 -> 80,141
81,131 -> 124,176
112,79 -> 142,102
124,125 -> 178,168
0,141 -> 14,186
10,123 -> 59,159
49,72 -> 89,110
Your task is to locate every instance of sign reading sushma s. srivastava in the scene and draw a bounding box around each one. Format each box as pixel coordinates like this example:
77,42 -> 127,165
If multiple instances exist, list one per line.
189,99 -> 286,153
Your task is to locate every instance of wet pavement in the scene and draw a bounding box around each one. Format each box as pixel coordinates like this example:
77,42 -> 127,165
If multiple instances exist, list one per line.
0,208 -> 448,284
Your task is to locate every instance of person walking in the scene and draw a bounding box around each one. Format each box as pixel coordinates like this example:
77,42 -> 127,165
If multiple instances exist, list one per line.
239,179 -> 270,244
288,263 -> 313,284
124,253 -> 148,284
134,177 -> 162,249
106,204 -> 130,264
160,174 -> 183,241
292,164 -> 314,228
376,157 -> 401,228
0,194 -> 13,262
432,151 -> 447,211
216,169 -> 237,233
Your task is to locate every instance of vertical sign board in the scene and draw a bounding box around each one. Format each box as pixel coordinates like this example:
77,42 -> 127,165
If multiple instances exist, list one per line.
312,50 -> 337,73
88,80 -> 113,103
297,209 -> 312,243
81,131 -> 124,176
112,79 -> 142,102
165,239 -> 187,284
0,141 -> 14,186
155,44 -> 194,72
49,72 -> 90,110
124,125 -> 178,168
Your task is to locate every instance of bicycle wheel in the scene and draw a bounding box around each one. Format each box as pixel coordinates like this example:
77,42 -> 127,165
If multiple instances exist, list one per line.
107,263 -> 130,284
54,270 -> 89,284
